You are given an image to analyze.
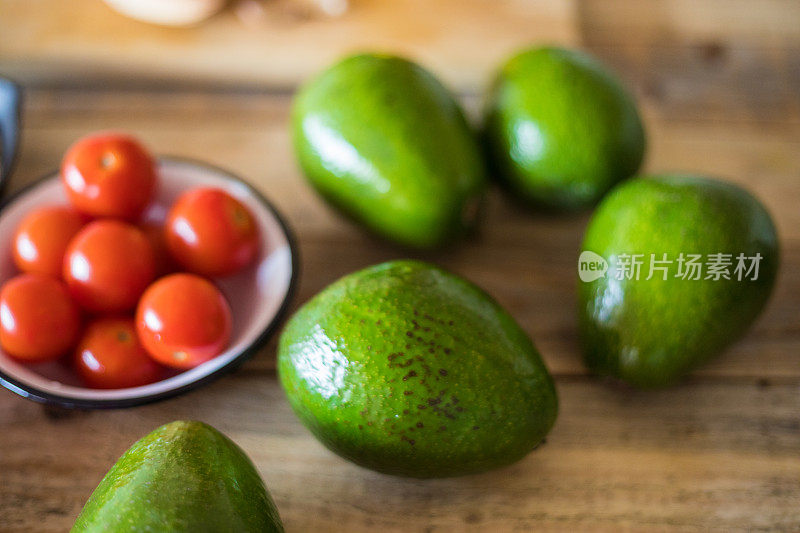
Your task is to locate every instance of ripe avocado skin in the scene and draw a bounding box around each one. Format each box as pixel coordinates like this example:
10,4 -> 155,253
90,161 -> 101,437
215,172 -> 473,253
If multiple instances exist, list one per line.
579,175 -> 779,388
292,53 -> 487,249
483,46 -> 645,210
71,421 -> 284,533
278,260 -> 558,478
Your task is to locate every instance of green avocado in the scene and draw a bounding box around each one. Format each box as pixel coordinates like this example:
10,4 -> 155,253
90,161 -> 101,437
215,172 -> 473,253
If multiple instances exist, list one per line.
483,46 -> 646,210
278,260 -> 558,478
579,175 -> 779,387
72,421 -> 284,533
292,53 -> 487,249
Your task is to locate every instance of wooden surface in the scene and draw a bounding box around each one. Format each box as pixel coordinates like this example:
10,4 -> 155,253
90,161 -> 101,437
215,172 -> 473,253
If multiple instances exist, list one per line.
1,1 -> 799,532
0,0 -> 577,91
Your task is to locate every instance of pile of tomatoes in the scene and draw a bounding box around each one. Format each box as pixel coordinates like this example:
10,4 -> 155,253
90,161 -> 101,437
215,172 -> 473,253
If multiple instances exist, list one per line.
0,133 -> 260,389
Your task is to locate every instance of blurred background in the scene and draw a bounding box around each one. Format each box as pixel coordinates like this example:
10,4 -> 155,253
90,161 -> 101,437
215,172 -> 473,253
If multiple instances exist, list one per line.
1,1 -> 798,532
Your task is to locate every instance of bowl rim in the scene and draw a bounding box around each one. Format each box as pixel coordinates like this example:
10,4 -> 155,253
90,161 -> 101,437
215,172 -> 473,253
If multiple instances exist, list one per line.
0,76 -> 22,195
0,155 -> 300,409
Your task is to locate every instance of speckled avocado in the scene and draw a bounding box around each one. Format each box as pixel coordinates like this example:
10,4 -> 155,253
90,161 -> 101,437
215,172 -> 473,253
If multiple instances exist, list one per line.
292,53 -> 487,249
278,260 -> 558,478
72,421 -> 284,532
483,46 -> 645,210
579,175 -> 779,387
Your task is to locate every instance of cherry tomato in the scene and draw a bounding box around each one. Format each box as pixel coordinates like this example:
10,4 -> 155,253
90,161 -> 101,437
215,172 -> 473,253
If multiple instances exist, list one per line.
74,317 -> 163,389
136,273 -> 232,369
165,187 -> 260,277
140,222 -> 176,277
64,220 -> 156,313
61,132 -> 157,220
0,274 -> 81,362
12,206 -> 87,277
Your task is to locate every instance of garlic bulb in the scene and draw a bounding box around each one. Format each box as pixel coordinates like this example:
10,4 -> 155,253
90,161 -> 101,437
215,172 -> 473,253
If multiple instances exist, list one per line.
103,0 -> 227,27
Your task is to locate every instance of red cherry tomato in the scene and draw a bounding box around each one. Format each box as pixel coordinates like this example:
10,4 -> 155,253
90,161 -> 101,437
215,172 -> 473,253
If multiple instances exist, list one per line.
165,187 -> 260,277
64,220 -> 156,313
140,222 -> 176,277
0,274 -> 81,362
61,132 -> 157,220
136,273 -> 232,369
12,206 -> 87,277
74,317 -> 163,389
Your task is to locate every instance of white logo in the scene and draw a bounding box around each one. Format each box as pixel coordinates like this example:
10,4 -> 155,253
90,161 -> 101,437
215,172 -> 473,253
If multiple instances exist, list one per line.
578,251 -> 608,282
577,251 -> 763,282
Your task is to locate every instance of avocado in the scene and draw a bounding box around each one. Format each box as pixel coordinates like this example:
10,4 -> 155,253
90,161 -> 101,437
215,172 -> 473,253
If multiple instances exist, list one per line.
483,46 -> 646,210
579,175 -> 779,387
72,421 -> 284,532
278,260 -> 558,478
292,53 -> 487,249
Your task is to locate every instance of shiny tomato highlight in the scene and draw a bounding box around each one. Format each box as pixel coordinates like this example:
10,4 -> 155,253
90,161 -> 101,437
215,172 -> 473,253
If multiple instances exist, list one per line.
165,187 -> 260,277
0,274 -> 82,362
136,273 -> 232,369
74,317 -> 163,389
61,132 -> 157,220
64,220 -> 156,313
12,206 -> 87,277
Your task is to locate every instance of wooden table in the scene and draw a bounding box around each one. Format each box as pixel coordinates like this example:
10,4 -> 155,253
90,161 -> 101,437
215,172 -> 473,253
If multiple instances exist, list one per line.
1,1 -> 799,531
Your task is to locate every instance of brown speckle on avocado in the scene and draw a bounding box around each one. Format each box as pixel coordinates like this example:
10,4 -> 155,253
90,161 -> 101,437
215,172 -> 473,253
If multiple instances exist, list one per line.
416,422 -> 424,428
403,390 -> 413,396
439,369 -> 448,376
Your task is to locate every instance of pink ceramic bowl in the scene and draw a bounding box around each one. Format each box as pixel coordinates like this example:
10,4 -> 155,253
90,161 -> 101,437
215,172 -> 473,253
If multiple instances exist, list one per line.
0,157 -> 298,408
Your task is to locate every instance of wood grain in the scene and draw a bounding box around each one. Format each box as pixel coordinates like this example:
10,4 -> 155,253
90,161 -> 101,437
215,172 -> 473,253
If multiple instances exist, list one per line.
2,374 -> 798,532
0,85 -> 798,531
9,88 -> 800,381
1,1 -> 799,531
0,0 -> 578,91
